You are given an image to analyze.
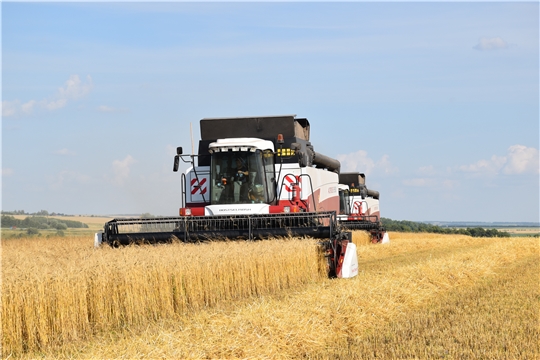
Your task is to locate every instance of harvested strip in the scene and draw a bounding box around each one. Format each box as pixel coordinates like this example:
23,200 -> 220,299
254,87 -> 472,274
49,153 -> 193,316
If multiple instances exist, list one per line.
352,254 -> 539,359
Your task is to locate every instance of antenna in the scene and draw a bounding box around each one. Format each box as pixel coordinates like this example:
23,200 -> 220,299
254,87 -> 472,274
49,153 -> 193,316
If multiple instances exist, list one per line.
190,122 -> 194,155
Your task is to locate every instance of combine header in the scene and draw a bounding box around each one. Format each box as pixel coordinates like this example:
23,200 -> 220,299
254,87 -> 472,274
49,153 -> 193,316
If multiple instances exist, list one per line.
338,172 -> 389,243
97,115 -> 388,278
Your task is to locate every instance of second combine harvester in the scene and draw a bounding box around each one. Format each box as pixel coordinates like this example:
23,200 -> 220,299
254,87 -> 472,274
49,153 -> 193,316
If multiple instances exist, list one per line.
99,115 -> 387,278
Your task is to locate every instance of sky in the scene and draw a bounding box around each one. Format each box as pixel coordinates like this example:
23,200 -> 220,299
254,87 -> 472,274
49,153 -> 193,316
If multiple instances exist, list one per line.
2,1 -> 539,222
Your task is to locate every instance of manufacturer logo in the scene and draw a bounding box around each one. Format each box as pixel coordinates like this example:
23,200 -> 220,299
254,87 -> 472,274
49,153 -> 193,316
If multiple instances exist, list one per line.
218,208 -> 252,212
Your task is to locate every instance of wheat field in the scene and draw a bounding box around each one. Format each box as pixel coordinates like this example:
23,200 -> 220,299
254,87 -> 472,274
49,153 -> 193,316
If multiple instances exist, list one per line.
2,232 -> 538,359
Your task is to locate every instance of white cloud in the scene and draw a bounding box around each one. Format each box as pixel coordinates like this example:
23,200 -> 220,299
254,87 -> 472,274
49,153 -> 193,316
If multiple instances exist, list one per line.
98,105 -> 116,112
2,75 -> 93,117
402,167 -> 459,189
473,37 -> 509,51
459,155 -> 506,174
44,98 -> 68,111
337,150 -> 375,174
111,155 -> 136,185
49,170 -> 90,190
53,148 -> 76,156
100,104 -> 130,112
21,100 -> 36,114
58,75 -> 93,99
442,180 -> 459,189
459,145 -> 539,175
2,100 -> 19,117
2,168 -> 14,177
417,165 -> 436,176
402,178 -> 435,187
377,154 -> 399,175
336,150 -> 397,176
503,145 -> 539,174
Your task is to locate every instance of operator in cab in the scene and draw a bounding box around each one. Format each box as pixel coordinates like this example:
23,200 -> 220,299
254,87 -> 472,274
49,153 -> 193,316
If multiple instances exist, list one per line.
234,156 -> 249,201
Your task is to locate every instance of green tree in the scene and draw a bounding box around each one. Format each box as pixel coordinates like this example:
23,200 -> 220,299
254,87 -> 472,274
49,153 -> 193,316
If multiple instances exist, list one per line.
53,222 -> 68,230
1,215 -> 19,228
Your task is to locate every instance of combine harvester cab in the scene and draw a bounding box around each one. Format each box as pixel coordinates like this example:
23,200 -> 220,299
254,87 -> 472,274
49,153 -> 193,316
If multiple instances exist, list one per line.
338,172 -> 389,244
98,115 -> 359,278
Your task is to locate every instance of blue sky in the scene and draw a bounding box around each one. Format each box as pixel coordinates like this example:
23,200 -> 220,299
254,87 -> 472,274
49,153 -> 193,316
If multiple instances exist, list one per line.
2,2 -> 539,222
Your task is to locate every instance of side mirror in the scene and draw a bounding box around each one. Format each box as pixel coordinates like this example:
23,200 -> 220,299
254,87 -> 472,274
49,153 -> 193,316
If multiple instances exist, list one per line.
176,147 -> 183,155
173,155 -> 180,172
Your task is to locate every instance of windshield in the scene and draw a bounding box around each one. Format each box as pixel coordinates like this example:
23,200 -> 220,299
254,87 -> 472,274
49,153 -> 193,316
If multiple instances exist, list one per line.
210,150 -> 275,205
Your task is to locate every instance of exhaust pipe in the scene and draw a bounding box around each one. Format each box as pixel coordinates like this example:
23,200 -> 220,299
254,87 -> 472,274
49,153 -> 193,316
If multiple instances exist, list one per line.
367,189 -> 379,199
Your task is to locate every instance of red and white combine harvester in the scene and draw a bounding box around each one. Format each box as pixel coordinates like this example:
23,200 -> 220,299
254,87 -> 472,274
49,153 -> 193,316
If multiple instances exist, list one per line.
97,115 -> 388,278
338,172 -> 389,244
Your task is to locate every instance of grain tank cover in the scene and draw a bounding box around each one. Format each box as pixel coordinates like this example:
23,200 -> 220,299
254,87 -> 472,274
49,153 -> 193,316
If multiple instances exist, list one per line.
339,172 -> 379,199
200,115 -> 310,142
339,173 -> 366,188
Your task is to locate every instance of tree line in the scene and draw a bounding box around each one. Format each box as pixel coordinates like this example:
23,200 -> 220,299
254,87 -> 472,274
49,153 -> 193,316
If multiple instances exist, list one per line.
1,215 -> 88,230
380,218 -> 510,237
